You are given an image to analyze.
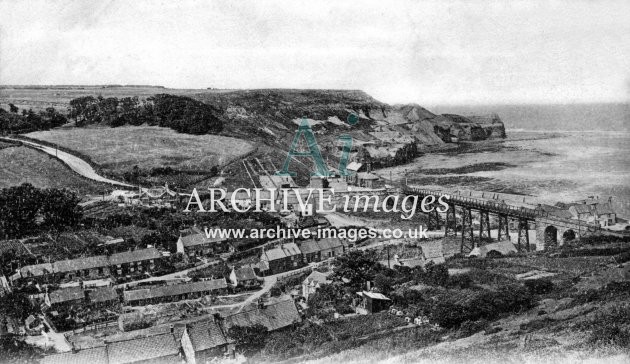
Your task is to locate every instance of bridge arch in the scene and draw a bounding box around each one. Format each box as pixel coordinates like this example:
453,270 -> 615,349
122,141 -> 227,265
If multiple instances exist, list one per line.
562,229 -> 576,242
544,225 -> 558,248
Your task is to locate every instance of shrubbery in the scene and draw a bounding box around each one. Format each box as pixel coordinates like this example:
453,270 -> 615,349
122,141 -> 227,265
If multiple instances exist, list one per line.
0,106 -> 67,133
0,183 -> 82,239
67,94 -> 223,135
430,284 -> 536,329
524,278 -> 554,294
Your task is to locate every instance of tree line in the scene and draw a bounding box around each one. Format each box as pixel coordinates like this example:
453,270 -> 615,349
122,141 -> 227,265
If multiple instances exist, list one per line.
0,183 -> 82,239
0,104 -> 67,134
68,94 -> 223,134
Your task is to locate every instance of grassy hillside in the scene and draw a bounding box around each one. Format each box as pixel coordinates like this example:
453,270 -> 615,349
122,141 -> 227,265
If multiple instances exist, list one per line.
25,126 -> 255,173
0,145 -> 108,194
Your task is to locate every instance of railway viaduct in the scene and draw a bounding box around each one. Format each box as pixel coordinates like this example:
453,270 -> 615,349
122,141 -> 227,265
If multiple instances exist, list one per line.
403,187 -> 601,253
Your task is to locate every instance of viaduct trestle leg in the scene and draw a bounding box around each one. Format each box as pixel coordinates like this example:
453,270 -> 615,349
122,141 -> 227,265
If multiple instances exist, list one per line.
497,214 -> 510,241
444,203 -> 457,237
427,209 -> 441,230
461,207 -> 475,254
516,219 -> 531,252
479,210 -> 491,243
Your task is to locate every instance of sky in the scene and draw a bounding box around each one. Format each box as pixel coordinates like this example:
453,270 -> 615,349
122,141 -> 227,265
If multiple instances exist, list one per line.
1,0 -> 629,105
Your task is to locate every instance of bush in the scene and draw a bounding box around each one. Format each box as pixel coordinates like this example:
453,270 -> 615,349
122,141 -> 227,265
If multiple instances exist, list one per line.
415,262 -> 449,286
589,324 -> 630,347
429,285 -> 536,329
228,324 -> 268,355
448,273 -> 474,289
459,319 -> 489,337
524,278 -> 555,294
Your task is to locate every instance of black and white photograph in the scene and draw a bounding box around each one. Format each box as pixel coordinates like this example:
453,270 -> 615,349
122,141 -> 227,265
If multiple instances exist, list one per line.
0,1 -> 629,363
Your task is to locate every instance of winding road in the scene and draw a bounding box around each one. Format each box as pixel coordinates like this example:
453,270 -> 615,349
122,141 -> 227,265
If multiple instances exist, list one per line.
2,137 -> 133,188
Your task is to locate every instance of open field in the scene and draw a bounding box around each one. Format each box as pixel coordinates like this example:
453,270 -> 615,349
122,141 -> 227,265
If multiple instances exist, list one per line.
0,85 -> 207,112
0,146 -> 107,194
25,126 -> 255,172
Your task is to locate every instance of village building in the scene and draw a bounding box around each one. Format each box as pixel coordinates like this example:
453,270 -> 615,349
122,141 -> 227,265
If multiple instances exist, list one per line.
567,196 -> 617,227
181,318 -> 229,364
298,240 -> 323,263
52,255 -> 111,281
593,203 -> 617,227
302,271 -> 332,301
16,262 -> 54,284
46,287 -> 86,312
229,266 -> 260,288
316,237 -> 345,259
223,298 -> 301,332
342,162 -> 365,184
356,172 -> 380,188
298,237 -> 344,264
106,333 -> 181,364
15,248 -> 163,284
354,291 -> 391,314
41,346 -> 109,364
109,248 -> 162,276
87,287 -> 120,308
176,232 -> 231,260
123,278 -> 227,306
259,243 -> 303,275
569,204 -> 592,222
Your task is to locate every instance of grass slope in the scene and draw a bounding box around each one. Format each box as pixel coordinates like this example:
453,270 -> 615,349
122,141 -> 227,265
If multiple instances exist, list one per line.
0,146 -> 107,194
25,126 -> 254,173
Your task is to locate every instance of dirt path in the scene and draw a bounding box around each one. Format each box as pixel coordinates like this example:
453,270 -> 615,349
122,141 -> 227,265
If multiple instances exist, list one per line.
3,137 -> 133,188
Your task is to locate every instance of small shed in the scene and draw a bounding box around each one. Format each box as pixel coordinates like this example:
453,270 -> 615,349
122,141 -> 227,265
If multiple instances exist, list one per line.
355,291 -> 391,314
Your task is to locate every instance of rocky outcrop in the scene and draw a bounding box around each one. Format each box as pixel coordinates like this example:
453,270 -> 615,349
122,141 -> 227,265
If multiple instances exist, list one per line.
431,113 -> 506,141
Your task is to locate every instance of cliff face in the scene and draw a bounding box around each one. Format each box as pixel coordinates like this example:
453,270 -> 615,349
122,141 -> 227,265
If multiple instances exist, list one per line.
190,90 -> 505,183
433,113 -> 506,141
193,89 -> 505,147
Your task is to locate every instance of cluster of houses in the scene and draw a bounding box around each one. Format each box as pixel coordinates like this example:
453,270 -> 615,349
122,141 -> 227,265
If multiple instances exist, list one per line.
564,196 -> 617,227
123,278 -> 228,306
175,227 -> 233,262
259,237 -> 354,275
41,298 -> 301,364
11,247 -> 163,285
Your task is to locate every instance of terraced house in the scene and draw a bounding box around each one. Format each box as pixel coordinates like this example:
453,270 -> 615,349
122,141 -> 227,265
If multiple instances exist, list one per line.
52,255 -> 110,281
12,248 -> 163,284
40,299 -> 301,364
109,248 -> 162,276
123,278 -> 228,306
259,243 -> 303,275
176,230 -> 232,261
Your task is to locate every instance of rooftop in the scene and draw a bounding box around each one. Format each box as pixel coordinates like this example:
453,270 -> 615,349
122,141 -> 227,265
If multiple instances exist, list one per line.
106,333 -> 179,364
53,255 -> 110,273
186,319 -> 228,352
20,263 -> 53,278
179,232 -> 227,248
303,270 -> 331,286
234,266 -> 257,281
41,346 -> 108,364
262,243 -> 302,261
298,240 -> 322,255
109,248 -> 162,266
49,287 -> 85,305
88,287 -> 119,303
224,299 -> 301,332
124,278 -> 227,302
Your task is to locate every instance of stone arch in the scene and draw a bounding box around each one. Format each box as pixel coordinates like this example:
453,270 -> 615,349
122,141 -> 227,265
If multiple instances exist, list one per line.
563,229 -> 576,242
544,225 -> 558,248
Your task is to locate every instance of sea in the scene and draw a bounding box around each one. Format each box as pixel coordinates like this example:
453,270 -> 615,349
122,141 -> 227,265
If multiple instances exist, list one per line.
408,103 -> 630,217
